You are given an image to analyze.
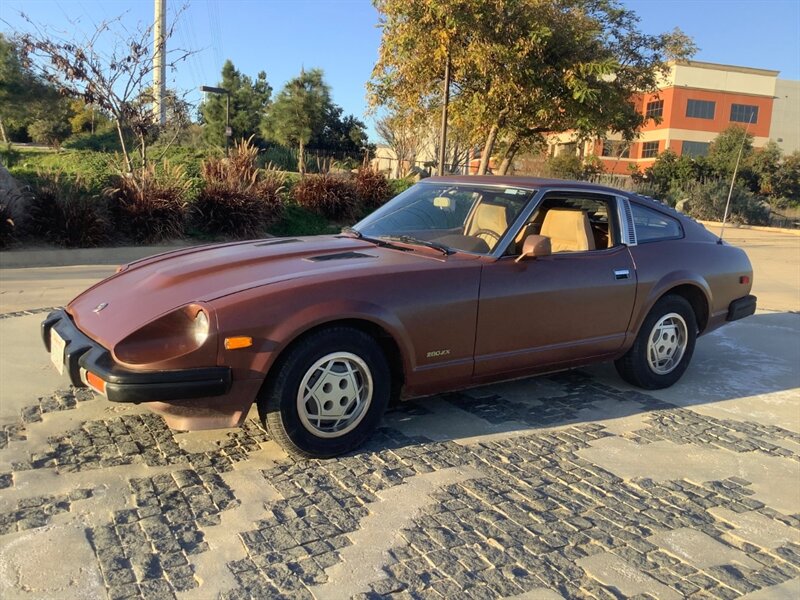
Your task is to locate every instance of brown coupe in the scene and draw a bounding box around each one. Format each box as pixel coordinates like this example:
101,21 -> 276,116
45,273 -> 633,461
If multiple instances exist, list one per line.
42,176 -> 756,458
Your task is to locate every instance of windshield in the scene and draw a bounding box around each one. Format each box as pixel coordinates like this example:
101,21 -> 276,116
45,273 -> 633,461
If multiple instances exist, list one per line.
353,182 -> 535,254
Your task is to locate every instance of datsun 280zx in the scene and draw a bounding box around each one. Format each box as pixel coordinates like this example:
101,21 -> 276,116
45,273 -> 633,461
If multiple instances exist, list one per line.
42,176 -> 756,458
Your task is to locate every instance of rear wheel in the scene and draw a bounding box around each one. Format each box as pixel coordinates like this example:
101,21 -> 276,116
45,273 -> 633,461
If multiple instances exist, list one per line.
615,295 -> 697,390
259,327 -> 390,459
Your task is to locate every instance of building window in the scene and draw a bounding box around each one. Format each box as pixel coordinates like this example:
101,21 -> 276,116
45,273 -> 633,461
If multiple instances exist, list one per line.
686,99 -> 716,119
681,141 -> 710,157
641,141 -> 660,158
645,100 -> 664,119
730,104 -> 758,124
601,140 -> 630,158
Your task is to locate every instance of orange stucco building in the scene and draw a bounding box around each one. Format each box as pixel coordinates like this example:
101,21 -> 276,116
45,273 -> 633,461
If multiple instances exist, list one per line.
549,60 -> 799,175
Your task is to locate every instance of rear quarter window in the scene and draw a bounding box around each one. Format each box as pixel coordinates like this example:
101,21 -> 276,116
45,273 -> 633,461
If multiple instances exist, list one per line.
631,203 -> 683,242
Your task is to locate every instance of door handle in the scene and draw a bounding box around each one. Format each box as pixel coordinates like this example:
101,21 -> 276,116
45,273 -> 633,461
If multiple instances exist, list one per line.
614,269 -> 630,280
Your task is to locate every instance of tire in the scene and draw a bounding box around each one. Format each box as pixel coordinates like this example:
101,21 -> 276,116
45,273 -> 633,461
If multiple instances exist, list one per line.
615,295 -> 697,390
259,327 -> 390,459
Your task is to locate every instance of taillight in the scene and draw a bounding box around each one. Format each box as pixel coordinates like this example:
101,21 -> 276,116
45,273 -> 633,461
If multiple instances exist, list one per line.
740,275 -> 750,284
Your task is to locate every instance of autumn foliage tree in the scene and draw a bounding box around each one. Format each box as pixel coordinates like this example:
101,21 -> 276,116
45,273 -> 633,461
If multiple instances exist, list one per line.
370,0 -> 696,174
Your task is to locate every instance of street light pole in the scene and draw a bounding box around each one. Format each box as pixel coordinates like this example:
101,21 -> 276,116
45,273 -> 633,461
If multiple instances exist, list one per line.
200,85 -> 231,154
437,52 -> 451,177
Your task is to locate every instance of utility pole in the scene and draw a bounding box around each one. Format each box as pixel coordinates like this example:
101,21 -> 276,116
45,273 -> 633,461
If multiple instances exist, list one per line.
437,52 -> 450,177
153,0 -> 167,126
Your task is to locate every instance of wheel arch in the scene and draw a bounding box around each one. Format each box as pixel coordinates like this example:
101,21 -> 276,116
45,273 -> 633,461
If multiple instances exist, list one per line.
632,272 -> 712,338
260,315 -> 408,407
663,283 -> 710,333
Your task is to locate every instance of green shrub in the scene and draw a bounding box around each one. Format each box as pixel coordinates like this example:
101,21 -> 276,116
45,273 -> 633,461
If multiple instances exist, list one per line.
260,145 -> 298,172
11,150 -> 116,193
545,153 -> 605,180
63,130 -> 124,152
292,173 -> 359,221
388,177 -> 415,196
0,143 -> 22,168
193,138 -> 285,239
22,172 -> 111,247
354,167 -> 392,210
28,117 -> 73,148
106,161 -> 190,243
270,203 -> 339,237
683,180 -> 770,225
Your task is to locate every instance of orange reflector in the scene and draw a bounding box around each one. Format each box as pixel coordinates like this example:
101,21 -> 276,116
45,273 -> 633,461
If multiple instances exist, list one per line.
740,275 -> 750,284
224,336 -> 253,350
86,371 -> 106,394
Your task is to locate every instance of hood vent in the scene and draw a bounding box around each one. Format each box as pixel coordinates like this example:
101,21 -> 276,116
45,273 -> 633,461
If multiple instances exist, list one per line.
254,238 -> 301,247
307,251 -> 376,262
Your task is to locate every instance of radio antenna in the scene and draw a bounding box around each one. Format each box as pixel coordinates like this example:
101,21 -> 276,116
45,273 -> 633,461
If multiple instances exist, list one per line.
718,111 -> 755,244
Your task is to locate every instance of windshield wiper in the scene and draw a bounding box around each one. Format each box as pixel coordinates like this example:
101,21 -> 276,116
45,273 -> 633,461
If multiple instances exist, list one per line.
382,235 -> 454,256
341,227 -> 412,252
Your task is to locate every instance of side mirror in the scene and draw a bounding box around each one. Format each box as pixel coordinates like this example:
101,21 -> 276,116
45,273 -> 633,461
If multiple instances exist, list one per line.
515,234 -> 551,263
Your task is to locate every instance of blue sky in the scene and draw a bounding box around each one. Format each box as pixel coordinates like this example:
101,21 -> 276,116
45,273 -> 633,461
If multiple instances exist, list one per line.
3,0 -> 799,140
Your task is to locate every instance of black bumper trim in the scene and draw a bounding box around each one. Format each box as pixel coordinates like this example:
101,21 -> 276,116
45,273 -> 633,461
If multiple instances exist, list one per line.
727,294 -> 757,322
41,309 -> 231,403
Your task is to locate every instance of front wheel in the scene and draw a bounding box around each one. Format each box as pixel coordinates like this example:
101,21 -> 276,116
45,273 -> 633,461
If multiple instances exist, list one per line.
615,295 -> 697,390
259,327 -> 390,459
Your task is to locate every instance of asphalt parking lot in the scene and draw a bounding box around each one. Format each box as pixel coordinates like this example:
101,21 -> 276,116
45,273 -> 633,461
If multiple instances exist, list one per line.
0,225 -> 798,600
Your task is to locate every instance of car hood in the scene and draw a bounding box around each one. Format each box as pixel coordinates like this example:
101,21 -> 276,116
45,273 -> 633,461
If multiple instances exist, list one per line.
67,235 -> 453,347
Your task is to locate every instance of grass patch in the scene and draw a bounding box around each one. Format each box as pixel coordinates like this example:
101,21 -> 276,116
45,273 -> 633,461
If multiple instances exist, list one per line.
269,203 -> 341,237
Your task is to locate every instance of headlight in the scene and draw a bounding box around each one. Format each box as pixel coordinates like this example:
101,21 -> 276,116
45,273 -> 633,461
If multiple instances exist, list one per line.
192,310 -> 209,346
114,304 -> 213,364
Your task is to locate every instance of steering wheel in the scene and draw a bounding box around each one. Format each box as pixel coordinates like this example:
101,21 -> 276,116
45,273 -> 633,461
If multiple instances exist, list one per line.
471,229 -> 501,244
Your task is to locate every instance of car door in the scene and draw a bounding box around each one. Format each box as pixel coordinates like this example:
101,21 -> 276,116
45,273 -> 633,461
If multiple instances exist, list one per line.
473,191 -> 637,378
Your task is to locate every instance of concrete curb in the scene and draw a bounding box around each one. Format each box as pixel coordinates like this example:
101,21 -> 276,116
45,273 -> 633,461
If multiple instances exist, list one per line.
0,242 -> 193,269
698,220 -> 800,236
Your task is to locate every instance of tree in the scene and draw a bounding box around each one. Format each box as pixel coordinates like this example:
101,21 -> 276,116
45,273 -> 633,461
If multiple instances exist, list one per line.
771,152 -> 800,205
28,99 -> 74,148
707,125 -> 754,177
14,11 -> 194,171
200,60 -> 272,147
639,149 -> 712,198
68,99 -> 113,135
369,0 -> 696,174
309,105 -> 369,154
263,68 -> 331,174
375,112 -> 425,177
0,34 -> 61,143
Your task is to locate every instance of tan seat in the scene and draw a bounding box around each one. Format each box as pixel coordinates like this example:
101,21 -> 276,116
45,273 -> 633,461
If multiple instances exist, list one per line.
466,202 -> 508,247
540,208 -> 595,253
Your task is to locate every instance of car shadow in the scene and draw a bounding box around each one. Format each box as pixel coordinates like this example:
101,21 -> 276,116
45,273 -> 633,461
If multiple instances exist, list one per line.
353,311 -> 800,456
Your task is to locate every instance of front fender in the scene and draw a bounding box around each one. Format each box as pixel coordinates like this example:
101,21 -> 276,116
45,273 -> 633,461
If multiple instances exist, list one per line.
259,298 -> 416,377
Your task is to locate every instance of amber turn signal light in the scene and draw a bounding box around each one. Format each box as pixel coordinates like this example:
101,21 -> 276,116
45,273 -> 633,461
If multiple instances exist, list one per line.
224,336 -> 253,350
86,371 -> 106,394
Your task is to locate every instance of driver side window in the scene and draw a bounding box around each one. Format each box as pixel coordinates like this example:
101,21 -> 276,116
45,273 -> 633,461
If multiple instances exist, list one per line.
507,194 -> 619,255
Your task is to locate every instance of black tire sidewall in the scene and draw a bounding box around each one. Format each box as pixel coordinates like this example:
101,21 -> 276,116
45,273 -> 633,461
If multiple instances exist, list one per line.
623,295 -> 698,389
264,328 -> 390,458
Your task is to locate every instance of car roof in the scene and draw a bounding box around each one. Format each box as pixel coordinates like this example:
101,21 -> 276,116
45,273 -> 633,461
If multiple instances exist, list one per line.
424,175 -> 686,216
424,175 -> 627,196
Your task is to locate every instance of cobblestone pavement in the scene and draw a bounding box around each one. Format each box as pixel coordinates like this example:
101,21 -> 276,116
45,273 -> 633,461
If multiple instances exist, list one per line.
1,313 -> 799,600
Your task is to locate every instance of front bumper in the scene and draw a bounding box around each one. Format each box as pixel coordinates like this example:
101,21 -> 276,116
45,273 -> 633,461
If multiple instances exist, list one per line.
41,309 -> 232,404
